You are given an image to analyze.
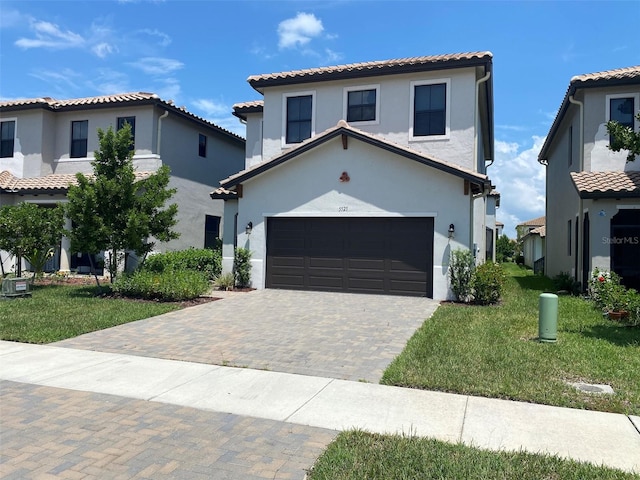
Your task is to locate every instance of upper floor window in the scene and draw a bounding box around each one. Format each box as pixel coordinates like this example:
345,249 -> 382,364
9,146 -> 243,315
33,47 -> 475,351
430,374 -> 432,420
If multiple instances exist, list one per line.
610,97 -> 635,128
117,116 -> 136,150
1,120 -> 15,158
412,80 -> 449,137
284,92 -> 314,145
199,134 -> 207,158
344,85 -> 379,124
70,120 -> 88,158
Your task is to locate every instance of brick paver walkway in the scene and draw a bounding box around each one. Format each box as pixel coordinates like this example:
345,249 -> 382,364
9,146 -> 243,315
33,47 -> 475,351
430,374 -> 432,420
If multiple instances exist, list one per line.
55,289 -> 439,382
1,380 -> 337,480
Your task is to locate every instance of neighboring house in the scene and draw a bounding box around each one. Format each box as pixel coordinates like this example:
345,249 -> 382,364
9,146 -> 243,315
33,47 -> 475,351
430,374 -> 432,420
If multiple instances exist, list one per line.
538,66 -> 640,290
496,221 -> 504,237
212,52 -> 497,299
0,92 -> 245,275
517,216 -> 546,272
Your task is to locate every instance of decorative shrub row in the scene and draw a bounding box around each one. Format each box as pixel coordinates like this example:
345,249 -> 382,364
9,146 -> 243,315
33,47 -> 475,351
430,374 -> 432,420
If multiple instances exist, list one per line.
448,248 -> 505,305
113,269 -> 210,301
142,248 -> 221,280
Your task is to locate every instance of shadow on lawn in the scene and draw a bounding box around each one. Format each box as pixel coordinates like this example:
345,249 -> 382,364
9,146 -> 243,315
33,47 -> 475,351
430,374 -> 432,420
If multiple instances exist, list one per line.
511,272 -> 555,292
579,324 -> 640,347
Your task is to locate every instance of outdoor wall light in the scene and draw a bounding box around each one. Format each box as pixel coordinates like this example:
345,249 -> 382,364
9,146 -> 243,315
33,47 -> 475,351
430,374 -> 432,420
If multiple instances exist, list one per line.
448,223 -> 455,239
245,221 -> 253,235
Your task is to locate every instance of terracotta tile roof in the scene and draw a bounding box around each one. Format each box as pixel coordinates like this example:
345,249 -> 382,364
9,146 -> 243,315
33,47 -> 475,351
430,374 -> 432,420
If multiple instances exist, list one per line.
538,66 -> 640,162
518,216 -> 545,227
570,171 -> 640,198
0,92 -> 244,143
530,225 -> 546,237
209,186 -> 238,199
570,65 -> 640,85
248,52 -> 492,91
0,170 -> 152,193
220,120 -> 490,191
232,100 -> 264,120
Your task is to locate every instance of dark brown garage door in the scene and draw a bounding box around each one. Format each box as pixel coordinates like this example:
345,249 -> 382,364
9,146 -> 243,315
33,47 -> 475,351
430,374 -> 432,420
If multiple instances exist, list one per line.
266,217 -> 433,297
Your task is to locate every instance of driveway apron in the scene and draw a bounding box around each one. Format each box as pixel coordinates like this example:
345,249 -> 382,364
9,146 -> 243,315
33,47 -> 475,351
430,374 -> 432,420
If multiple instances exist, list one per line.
54,289 -> 440,382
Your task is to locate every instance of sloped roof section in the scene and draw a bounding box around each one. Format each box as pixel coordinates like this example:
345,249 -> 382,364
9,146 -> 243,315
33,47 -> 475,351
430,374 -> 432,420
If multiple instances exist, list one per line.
517,216 -> 545,227
209,186 -> 238,200
570,171 -> 640,199
0,170 -> 152,194
530,225 -> 546,237
248,52 -> 492,91
0,92 -> 245,144
219,120 -> 490,192
538,66 -> 640,163
232,100 -> 264,120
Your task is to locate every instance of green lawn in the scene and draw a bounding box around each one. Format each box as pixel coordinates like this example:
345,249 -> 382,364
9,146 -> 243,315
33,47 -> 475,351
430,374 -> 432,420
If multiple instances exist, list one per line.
382,263 -> 640,415
307,430 -> 636,480
0,283 -> 180,343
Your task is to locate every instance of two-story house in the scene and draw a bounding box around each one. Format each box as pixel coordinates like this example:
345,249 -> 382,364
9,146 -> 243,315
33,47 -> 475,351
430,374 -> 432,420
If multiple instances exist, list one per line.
538,66 -> 640,290
212,52 -> 496,299
0,92 -> 245,274
516,216 -> 546,272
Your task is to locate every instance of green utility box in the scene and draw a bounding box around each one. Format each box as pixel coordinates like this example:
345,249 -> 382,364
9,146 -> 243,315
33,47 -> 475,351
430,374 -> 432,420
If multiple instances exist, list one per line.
1,277 -> 32,299
538,293 -> 558,343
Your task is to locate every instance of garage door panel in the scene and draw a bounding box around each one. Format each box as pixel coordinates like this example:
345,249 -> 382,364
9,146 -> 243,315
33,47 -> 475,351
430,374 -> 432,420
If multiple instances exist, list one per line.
267,217 -> 433,297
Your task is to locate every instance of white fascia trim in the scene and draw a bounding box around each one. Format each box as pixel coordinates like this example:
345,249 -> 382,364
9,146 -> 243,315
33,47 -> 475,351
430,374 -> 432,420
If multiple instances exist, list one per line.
409,77 -> 451,141
342,84 -> 380,126
263,212 -> 439,218
281,90 -> 316,149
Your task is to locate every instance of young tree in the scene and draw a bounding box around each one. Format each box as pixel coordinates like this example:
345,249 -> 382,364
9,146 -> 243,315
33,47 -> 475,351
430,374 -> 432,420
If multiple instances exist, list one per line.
496,234 -> 516,263
66,124 -> 179,283
0,202 -> 65,282
607,112 -> 640,162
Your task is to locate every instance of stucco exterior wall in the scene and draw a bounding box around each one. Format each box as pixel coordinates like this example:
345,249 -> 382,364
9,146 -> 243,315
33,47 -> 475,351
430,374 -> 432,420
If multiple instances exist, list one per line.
243,112 -> 263,169
223,135 -> 474,300
259,67 -> 478,170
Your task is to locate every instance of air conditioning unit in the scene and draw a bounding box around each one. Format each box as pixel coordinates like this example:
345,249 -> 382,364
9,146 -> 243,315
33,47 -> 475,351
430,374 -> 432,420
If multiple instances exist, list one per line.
1,277 -> 32,299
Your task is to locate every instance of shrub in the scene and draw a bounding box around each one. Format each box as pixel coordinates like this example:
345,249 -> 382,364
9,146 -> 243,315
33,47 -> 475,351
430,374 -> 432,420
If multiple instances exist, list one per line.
113,269 -> 210,301
234,247 -> 252,288
213,272 -> 235,290
625,289 -> 640,327
142,248 -> 221,280
473,262 -> 506,305
448,249 -> 475,302
552,272 -> 581,296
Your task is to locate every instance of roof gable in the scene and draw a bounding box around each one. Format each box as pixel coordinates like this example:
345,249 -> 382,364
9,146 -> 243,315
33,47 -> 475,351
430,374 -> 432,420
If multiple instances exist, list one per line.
219,121 -> 489,193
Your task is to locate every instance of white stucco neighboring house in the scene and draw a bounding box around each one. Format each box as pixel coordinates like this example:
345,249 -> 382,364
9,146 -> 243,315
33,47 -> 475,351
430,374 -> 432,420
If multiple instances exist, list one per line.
538,66 -> 640,291
0,92 -> 245,275
213,52 -> 497,299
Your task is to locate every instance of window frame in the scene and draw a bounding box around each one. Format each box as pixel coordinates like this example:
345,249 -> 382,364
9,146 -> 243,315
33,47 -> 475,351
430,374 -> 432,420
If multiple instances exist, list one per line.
606,93 -> 639,129
199,133 -> 207,158
0,119 -> 16,158
70,120 -> 89,158
282,90 -> 316,147
116,116 -> 136,151
409,78 -> 451,141
343,84 -> 380,125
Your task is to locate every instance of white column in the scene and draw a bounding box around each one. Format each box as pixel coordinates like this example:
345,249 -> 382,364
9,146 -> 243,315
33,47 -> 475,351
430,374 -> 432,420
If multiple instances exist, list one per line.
59,218 -> 72,273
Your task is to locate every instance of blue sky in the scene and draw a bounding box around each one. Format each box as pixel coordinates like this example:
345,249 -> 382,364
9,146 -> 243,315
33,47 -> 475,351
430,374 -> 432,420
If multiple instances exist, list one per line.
1,0 -> 639,238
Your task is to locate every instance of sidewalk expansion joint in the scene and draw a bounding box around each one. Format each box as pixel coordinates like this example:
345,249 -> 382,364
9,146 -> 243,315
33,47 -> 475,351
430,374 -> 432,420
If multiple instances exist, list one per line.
458,396 -> 470,443
283,378 -> 336,422
628,415 -> 640,436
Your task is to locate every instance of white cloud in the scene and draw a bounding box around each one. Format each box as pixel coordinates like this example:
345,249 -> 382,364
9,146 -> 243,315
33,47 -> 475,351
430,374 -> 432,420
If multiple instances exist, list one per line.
137,28 -> 171,47
92,42 -> 117,58
16,20 -> 85,49
90,68 -> 130,94
491,136 -> 547,238
128,57 -> 184,75
278,12 -> 324,49
192,99 -> 230,117
29,68 -> 82,91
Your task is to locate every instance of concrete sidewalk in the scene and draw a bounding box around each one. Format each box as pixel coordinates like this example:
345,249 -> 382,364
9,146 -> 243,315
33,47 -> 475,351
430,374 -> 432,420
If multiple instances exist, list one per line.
1,341 -> 639,475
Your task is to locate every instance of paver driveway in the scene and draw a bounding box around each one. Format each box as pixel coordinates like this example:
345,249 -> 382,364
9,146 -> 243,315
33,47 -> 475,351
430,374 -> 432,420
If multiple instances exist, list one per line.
55,289 -> 439,382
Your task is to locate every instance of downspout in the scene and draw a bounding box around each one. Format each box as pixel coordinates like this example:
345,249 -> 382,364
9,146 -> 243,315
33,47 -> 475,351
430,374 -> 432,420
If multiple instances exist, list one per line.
474,70 -> 491,171
472,69 -> 491,261
568,95 -> 584,284
157,110 -> 169,157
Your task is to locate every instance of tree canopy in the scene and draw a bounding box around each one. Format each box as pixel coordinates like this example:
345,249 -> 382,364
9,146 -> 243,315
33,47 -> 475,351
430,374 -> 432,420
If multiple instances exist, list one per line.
606,112 -> 640,162
0,202 -> 65,280
65,123 -> 179,282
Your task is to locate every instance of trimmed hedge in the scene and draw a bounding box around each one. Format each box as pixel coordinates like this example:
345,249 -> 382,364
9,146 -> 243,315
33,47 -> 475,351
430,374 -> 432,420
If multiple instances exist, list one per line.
113,269 -> 210,301
142,248 -> 221,280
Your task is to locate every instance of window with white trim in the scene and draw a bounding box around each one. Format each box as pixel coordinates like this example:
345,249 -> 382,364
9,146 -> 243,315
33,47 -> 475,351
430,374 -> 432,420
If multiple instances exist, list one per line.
70,120 -> 88,158
1,120 -> 15,158
606,93 -> 639,151
283,91 -> 315,145
343,85 -> 379,124
410,78 -> 451,140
